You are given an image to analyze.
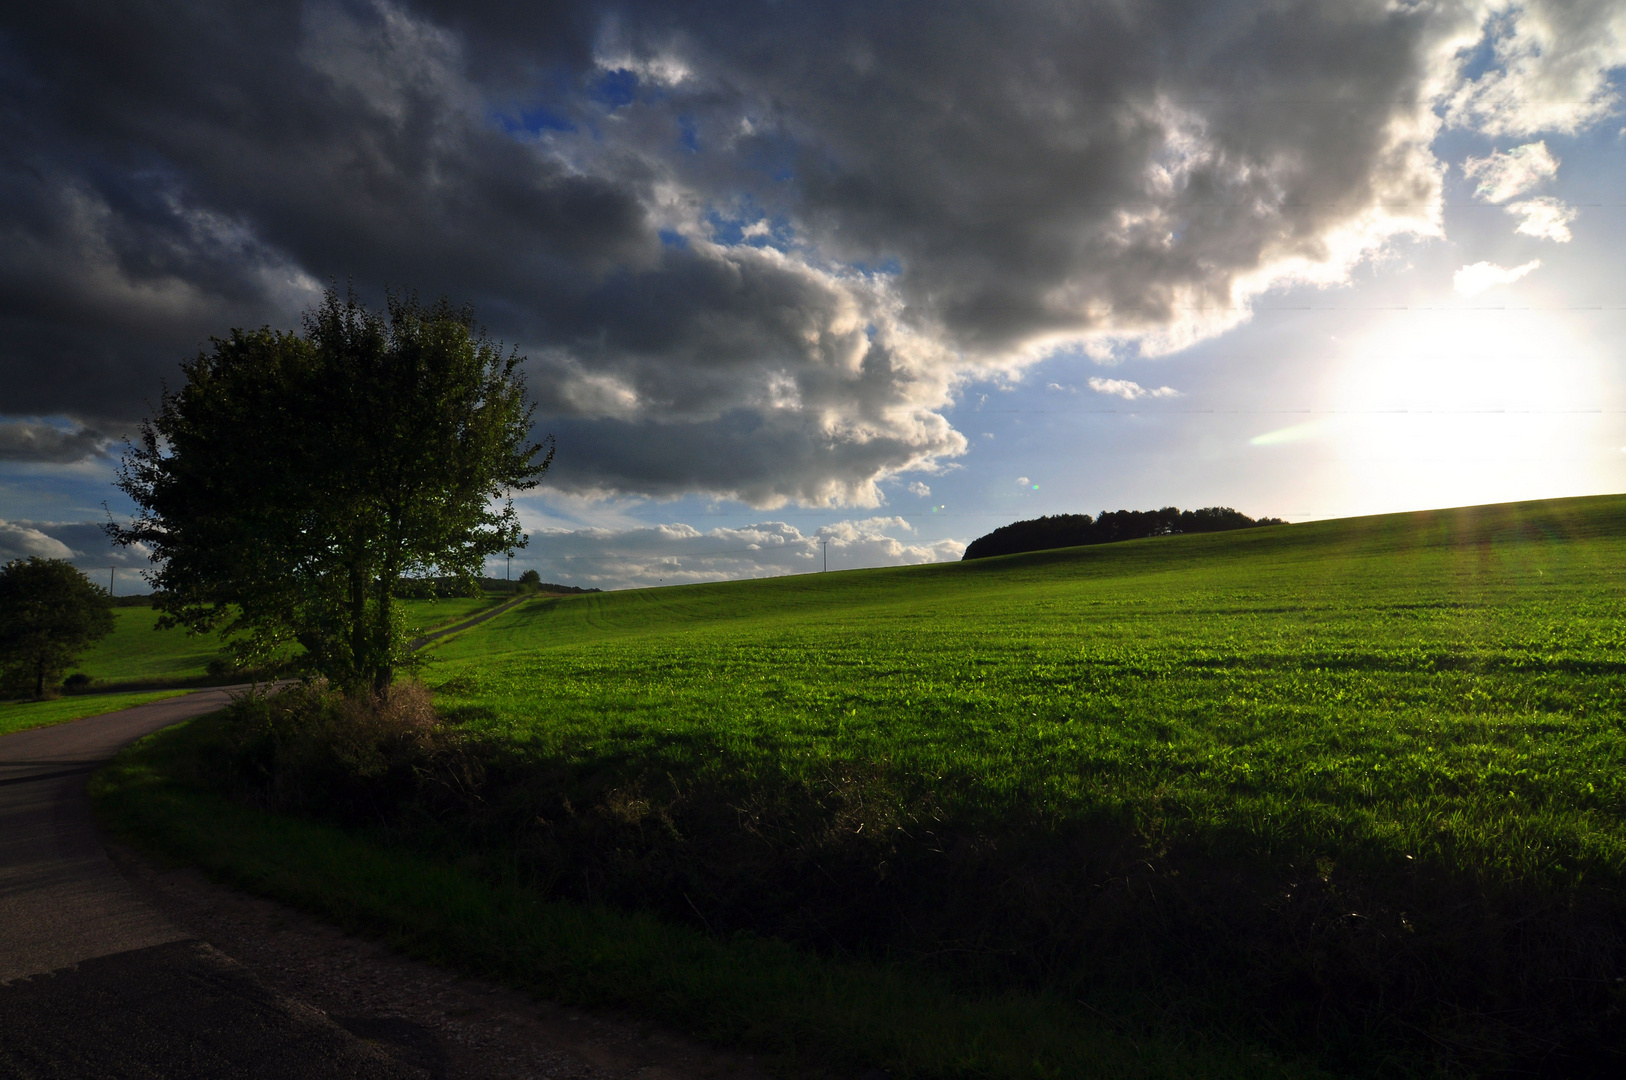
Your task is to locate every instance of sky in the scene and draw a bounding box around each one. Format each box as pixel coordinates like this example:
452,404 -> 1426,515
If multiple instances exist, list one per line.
2,0 -> 1625,591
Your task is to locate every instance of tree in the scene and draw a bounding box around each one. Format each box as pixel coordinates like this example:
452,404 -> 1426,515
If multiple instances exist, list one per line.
110,288 -> 553,693
517,569 -> 541,591
0,558 -> 115,699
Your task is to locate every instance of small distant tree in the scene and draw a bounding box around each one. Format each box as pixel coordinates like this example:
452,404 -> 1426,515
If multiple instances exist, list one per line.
517,569 -> 541,592
110,288 -> 553,694
0,558 -> 115,699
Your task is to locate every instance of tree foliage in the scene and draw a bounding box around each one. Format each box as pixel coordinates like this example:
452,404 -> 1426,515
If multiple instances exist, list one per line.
962,506 -> 1285,560
110,289 -> 552,693
0,557 -> 115,699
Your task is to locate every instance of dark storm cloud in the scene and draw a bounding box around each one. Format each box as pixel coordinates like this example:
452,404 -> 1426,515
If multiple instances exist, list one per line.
0,1 -> 1618,505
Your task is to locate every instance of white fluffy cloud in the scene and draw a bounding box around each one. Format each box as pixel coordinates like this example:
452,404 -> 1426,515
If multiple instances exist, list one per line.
1087,377 -> 1181,401
1462,141 -> 1560,202
1459,140 -> 1577,242
1445,2 -> 1626,137
519,517 -> 964,589
1454,259 -> 1542,296
1506,196 -> 1579,242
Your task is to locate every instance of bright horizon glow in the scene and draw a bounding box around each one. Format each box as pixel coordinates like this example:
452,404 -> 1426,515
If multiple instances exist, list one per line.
1251,309 -> 1614,518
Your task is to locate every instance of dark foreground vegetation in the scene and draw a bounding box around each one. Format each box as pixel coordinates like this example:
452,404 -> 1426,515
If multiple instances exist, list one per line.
101,494 -> 1626,1077
963,505 -> 1283,560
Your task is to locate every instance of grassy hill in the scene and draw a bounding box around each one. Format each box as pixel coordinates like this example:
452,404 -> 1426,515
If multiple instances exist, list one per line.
416,493 -> 1626,1071
99,493 -> 1626,1076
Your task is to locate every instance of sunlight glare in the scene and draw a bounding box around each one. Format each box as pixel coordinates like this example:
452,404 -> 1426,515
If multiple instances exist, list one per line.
1313,311 -> 1608,514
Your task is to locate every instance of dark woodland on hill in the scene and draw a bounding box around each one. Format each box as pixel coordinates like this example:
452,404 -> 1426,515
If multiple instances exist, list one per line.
962,507 -> 1285,560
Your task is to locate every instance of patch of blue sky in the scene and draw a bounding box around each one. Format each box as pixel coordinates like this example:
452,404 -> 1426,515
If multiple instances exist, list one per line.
589,68 -> 639,109
1451,9 -> 1514,85
492,106 -> 577,137
703,202 -> 793,249
677,114 -> 700,153
0,462 -> 127,522
658,228 -> 688,249
845,257 -> 902,277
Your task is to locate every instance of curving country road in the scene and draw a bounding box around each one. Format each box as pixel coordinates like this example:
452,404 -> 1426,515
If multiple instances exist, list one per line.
0,687 -> 430,1078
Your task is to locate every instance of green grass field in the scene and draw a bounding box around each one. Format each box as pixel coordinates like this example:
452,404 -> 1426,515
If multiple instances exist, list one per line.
415,493 -> 1626,1071
65,607 -> 232,685
66,598 -> 501,686
0,608 -> 231,733
0,597 -> 502,735
428,495 -> 1626,893
400,595 -> 509,635
97,494 -> 1626,1076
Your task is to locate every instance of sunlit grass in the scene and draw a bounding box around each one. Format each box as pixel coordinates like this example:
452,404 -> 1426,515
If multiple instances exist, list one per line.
424,494 -> 1626,892
66,607 -> 231,685
0,689 -> 192,736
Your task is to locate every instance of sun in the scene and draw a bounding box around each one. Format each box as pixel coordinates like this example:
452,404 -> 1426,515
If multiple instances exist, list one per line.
1259,309 -> 1615,515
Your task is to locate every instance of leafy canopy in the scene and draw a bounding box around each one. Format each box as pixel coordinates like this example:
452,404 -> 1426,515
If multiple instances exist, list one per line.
111,289 -> 552,692
0,557 -> 115,699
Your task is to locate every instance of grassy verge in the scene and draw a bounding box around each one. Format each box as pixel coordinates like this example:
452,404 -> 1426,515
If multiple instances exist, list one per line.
92,717 -> 1315,1080
0,689 -> 192,736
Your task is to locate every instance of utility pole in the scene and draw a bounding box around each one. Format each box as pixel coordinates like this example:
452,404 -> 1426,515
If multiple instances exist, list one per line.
108,566 -> 115,596
822,538 -> 828,572
506,552 -> 512,584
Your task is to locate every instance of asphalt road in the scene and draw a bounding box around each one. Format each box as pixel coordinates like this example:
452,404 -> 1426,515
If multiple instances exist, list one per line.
0,689 -> 430,1078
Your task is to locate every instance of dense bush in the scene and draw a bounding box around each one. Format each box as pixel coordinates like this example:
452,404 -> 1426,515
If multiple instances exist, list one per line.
208,682 -> 482,825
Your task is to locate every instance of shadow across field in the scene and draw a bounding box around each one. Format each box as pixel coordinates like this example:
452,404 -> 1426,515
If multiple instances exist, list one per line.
177,686 -> 1626,1078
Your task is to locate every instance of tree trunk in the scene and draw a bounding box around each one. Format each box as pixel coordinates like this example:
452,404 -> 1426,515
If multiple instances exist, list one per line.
371,571 -> 394,694
349,562 -> 367,692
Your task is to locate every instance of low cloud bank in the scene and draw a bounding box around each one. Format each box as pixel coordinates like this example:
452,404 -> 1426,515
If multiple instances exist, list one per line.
0,421 -> 111,464
0,520 -> 152,587
516,518 -> 964,590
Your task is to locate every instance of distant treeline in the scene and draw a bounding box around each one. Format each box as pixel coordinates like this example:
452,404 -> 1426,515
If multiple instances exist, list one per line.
963,506 -> 1285,561
481,576 -> 600,595
397,576 -> 599,597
